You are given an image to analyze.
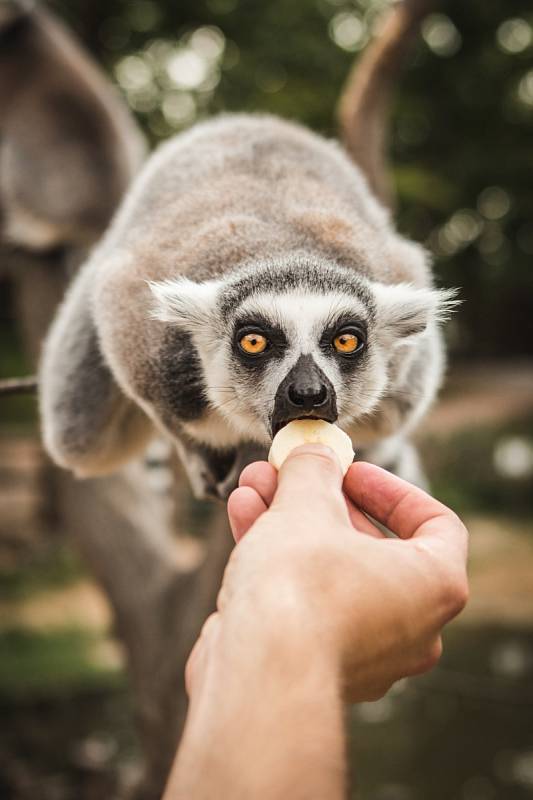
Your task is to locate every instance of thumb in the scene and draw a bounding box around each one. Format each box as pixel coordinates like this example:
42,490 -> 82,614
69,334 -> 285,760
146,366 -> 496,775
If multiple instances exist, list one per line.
271,444 -> 347,520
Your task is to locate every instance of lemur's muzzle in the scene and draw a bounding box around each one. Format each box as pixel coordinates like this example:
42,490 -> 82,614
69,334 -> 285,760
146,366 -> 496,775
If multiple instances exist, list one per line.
271,354 -> 337,438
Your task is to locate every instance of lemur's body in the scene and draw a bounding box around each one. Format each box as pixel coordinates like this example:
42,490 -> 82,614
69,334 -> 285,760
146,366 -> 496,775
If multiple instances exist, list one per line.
41,113 -> 451,498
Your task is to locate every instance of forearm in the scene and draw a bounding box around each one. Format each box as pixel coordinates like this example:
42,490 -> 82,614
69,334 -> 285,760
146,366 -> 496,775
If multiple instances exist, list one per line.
165,619 -> 346,800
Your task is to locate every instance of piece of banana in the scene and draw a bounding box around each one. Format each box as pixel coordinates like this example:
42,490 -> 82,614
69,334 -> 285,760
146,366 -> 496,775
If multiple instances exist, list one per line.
268,419 -> 354,475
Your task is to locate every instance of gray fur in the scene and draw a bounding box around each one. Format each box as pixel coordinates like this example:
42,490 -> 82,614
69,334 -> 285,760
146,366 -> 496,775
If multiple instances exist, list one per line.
40,266 -> 153,476
40,113 -> 454,497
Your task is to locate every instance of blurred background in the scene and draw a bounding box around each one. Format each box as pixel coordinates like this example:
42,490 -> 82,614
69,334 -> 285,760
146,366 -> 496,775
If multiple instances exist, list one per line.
1,0 -> 532,798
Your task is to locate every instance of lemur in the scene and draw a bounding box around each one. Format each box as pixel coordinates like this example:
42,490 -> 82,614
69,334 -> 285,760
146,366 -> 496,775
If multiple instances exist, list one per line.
40,0 -> 454,501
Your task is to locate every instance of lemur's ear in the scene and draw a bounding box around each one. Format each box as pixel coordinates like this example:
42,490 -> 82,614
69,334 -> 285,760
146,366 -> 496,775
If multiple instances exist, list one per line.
39,267 -> 154,477
373,282 -> 459,344
149,277 -> 221,331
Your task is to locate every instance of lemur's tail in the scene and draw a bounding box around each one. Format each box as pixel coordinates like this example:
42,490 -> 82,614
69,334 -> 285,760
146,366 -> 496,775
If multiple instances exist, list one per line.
336,0 -> 435,209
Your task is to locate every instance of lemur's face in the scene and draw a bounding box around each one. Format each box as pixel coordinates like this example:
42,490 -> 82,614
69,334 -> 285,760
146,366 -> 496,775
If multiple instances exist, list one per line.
151,259 -> 450,446
217,289 -> 379,440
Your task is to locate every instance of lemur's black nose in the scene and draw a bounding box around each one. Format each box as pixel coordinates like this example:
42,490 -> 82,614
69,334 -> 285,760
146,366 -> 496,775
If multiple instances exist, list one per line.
287,381 -> 328,410
271,354 -> 337,437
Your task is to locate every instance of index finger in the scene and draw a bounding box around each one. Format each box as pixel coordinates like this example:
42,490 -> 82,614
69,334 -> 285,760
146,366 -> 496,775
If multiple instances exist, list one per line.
343,462 -> 467,553
238,460 -> 277,506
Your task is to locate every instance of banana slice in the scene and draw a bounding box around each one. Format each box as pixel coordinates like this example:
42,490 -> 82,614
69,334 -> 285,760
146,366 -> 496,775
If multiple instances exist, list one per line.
268,419 -> 354,475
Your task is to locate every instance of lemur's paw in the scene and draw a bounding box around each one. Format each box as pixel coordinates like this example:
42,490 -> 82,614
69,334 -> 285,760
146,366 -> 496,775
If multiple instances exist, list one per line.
215,442 -> 269,501
186,463 -> 224,502
183,442 -> 269,503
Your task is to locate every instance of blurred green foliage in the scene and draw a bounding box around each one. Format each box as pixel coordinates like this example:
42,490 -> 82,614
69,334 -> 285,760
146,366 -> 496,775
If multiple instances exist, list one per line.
0,547 -> 85,602
0,628 -> 123,697
422,412 -> 533,517
45,0 -> 533,359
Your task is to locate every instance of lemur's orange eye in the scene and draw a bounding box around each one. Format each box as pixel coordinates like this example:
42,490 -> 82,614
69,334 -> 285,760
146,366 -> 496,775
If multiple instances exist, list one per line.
333,332 -> 359,354
239,332 -> 268,355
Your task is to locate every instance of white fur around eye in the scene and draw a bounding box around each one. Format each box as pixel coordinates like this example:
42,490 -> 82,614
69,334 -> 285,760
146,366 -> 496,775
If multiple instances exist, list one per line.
237,290 -> 369,351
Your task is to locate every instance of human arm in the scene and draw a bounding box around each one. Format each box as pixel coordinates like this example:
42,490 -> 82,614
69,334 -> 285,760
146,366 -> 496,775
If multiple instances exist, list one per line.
164,446 -> 469,799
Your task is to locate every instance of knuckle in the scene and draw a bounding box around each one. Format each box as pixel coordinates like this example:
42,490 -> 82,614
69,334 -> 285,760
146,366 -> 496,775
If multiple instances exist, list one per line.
416,542 -> 469,620
410,639 -> 443,676
440,570 -> 469,619
425,638 -> 443,670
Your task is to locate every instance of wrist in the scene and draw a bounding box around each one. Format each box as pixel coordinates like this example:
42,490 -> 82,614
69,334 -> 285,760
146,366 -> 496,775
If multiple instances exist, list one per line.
170,604 -> 345,800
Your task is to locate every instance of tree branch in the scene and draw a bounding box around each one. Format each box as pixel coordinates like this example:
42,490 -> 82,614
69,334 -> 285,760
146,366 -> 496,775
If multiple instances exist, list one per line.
337,0 -> 436,209
0,375 -> 37,395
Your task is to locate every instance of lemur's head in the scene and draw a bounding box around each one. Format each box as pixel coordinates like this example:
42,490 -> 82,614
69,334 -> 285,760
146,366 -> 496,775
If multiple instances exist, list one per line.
150,254 -> 453,445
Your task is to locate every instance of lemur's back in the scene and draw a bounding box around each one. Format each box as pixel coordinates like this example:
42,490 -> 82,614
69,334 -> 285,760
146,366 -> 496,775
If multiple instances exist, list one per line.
103,114 -> 427,289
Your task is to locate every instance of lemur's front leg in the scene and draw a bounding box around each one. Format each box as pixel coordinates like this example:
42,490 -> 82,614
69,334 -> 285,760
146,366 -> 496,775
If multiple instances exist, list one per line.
175,437 -> 268,502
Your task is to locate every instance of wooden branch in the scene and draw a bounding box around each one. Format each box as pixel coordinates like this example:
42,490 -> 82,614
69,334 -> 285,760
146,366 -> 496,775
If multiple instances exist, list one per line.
337,0 -> 436,209
0,375 -> 37,395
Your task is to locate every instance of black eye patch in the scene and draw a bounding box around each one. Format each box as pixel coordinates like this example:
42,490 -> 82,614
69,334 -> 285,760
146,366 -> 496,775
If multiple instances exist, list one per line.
156,329 -> 209,420
320,315 -> 368,372
320,314 -> 368,348
232,315 -> 288,368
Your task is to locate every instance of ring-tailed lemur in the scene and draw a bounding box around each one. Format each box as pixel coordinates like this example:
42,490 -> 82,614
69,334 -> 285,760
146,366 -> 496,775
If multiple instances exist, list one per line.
39,2 -> 455,500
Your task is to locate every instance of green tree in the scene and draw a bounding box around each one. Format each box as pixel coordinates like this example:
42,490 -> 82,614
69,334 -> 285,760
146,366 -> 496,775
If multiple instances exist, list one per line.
50,0 -> 533,359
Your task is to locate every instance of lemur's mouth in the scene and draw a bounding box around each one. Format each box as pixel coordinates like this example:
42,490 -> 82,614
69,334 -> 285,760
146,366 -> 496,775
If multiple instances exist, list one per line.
271,412 -> 337,439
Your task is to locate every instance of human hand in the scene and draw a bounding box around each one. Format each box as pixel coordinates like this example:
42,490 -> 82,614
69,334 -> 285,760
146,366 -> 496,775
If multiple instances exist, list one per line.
173,449 -> 468,800
188,447 -> 468,704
